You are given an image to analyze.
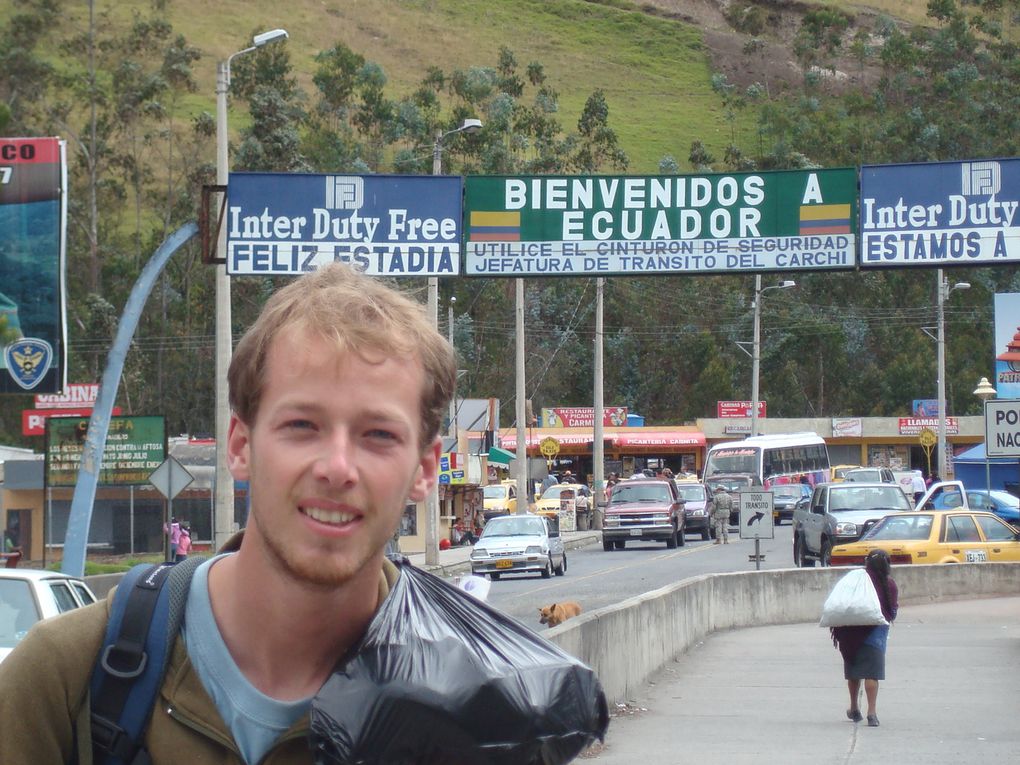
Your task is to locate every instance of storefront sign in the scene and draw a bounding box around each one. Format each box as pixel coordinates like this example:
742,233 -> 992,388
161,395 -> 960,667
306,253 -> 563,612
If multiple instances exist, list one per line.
23,405 -> 121,436
898,417 -> 959,436
542,406 -> 628,427
717,400 -> 766,418
464,169 -> 857,276
861,159 -> 1020,267
226,173 -> 463,276
831,417 -> 863,438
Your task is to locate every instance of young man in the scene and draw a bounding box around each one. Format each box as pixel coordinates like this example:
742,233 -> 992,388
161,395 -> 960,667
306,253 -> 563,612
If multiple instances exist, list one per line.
711,487 -> 732,544
0,263 -> 456,764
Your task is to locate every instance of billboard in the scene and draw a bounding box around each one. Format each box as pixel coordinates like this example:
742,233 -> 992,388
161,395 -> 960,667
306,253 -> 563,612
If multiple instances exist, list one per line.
0,137 -> 67,393
463,169 -> 857,276
994,292 -> 1020,399
542,406 -> 628,427
717,400 -> 766,418
45,415 -> 166,487
860,159 -> 1020,267
226,173 -> 463,276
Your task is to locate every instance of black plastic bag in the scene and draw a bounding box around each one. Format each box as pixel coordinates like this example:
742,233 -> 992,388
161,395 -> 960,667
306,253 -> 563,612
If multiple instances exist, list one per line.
310,564 -> 608,765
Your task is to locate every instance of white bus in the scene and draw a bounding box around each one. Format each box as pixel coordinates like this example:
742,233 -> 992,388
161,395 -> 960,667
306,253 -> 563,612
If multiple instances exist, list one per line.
703,433 -> 830,489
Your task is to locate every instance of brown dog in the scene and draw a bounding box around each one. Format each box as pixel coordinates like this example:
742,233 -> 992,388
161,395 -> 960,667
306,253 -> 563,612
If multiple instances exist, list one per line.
538,601 -> 583,627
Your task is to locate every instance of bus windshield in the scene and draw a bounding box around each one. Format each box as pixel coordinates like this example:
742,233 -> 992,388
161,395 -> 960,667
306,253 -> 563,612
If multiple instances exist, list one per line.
704,447 -> 759,476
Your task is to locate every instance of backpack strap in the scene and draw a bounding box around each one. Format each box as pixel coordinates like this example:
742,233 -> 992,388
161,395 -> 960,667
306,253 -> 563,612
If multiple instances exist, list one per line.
89,556 -> 203,765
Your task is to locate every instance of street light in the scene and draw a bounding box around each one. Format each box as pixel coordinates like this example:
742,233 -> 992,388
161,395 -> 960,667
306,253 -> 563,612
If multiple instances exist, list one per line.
936,269 -> 970,479
424,117 -> 481,566
447,294 -> 456,435
750,276 -> 795,437
974,376 -> 997,490
213,29 -> 289,550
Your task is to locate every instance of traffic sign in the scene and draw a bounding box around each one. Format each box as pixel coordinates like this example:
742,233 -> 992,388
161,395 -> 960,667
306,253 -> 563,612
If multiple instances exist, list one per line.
539,436 -> 560,458
738,490 -> 774,540
918,428 -> 937,448
149,456 -> 194,500
984,399 -> 1020,457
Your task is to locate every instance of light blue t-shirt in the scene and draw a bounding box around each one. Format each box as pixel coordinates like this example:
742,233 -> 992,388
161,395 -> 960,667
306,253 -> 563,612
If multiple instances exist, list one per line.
184,554 -> 312,764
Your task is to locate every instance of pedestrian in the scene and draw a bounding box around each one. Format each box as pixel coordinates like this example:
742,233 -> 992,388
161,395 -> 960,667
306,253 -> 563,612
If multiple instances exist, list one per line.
910,470 -> 926,504
0,262 -> 458,763
164,516 -> 182,562
541,472 -> 558,495
711,486 -> 731,544
830,549 -> 899,727
176,525 -> 193,560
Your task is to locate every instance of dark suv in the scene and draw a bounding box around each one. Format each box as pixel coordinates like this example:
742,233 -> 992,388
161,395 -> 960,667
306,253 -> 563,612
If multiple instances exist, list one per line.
602,478 -> 685,550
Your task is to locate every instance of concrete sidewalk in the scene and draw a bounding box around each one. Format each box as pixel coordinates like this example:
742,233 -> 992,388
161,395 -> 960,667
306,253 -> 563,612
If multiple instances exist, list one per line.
586,596 -> 1020,764
402,529 -> 602,577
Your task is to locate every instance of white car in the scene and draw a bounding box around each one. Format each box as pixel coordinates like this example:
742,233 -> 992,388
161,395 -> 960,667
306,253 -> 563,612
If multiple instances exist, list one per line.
0,569 -> 98,662
470,514 -> 566,580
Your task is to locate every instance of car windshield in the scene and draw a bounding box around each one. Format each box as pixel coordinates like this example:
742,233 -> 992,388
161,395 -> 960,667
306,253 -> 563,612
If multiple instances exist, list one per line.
481,517 -> 545,538
0,579 -> 41,650
483,485 -> 508,499
844,469 -> 882,482
828,486 -> 910,512
864,514 -> 934,541
676,485 -> 706,501
542,485 -> 567,500
987,491 -> 1020,508
609,484 -> 671,504
771,486 -> 801,499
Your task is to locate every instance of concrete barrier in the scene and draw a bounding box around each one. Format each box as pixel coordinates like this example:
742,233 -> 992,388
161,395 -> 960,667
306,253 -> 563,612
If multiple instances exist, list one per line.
545,563 -> 1020,703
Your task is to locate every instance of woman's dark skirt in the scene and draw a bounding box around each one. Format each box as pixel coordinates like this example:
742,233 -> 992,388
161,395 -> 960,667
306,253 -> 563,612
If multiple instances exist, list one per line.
843,644 -> 885,680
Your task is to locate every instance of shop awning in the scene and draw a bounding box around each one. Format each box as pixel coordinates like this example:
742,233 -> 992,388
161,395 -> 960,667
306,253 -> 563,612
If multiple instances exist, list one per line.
500,430 -> 706,450
487,446 -> 516,465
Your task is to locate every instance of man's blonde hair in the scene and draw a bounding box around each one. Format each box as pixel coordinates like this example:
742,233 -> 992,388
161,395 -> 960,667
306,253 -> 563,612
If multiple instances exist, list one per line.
228,263 -> 456,447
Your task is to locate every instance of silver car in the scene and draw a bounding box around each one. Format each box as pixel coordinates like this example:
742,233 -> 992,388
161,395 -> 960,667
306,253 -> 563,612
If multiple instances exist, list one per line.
470,514 -> 566,581
1,569 -> 97,663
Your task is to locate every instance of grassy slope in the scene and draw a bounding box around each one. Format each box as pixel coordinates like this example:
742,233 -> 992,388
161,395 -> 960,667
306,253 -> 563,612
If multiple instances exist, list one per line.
15,0 -> 933,172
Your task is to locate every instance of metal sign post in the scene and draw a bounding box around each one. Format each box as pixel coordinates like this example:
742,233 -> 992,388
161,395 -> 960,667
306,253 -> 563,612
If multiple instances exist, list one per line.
739,490 -> 774,571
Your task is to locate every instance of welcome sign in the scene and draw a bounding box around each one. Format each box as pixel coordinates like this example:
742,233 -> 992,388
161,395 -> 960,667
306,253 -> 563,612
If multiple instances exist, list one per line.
464,169 -> 857,276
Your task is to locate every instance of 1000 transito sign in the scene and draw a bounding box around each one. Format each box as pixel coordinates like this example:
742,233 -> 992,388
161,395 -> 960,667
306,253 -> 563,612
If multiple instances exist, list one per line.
464,169 -> 857,276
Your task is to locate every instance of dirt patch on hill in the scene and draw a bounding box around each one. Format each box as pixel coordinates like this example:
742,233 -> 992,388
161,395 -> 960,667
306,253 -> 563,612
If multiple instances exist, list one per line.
635,0 -> 899,95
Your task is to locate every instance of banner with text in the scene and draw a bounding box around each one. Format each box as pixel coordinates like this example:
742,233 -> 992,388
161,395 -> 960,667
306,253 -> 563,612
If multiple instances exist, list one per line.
542,406 -> 628,427
45,415 -> 166,487
463,169 -> 857,276
860,159 -> 1020,267
0,137 -> 67,393
226,173 -> 463,276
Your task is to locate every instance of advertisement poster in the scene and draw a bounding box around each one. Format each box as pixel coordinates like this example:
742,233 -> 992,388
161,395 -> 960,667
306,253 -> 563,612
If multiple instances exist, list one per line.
226,173 -> 463,276
993,292 -> 1020,399
0,137 -> 67,393
464,169 -> 857,276
542,406 -> 628,427
860,159 -> 1020,267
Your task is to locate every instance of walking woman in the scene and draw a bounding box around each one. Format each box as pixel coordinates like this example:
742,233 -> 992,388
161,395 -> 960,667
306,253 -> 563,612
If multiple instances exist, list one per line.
831,549 -> 898,727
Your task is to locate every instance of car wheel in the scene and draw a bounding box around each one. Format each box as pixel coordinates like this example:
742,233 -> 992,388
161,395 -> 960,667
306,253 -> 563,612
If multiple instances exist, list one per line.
615,540 -> 626,550
820,539 -> 832,567
666,527 -> 678,549
489,572 -> 501,581
794,534 -> 814,568
677,524 -> 686,547
603,539 -> 614,552
541,558 -> 552,578
701,527 -> 710,541
554,553 -> 567,576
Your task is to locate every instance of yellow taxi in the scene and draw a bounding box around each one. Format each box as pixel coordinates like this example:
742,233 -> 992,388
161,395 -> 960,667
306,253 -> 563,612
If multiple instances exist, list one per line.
830,465 -> 860,483
482,480 -> 518,521
534,483 -> 590,519
829,510 -> 1020,565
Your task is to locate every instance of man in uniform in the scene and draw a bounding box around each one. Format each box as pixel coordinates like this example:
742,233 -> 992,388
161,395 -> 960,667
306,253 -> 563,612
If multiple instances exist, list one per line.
711,486 -> 732,544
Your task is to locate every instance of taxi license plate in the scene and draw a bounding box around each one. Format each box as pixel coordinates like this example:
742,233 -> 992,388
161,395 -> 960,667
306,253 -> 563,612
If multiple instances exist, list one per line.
495,559 -> 513,569
629,528 -> 642,536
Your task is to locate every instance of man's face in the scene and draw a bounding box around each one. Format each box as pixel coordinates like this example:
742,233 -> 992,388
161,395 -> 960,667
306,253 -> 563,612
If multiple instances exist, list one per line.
227,327 -> 439,588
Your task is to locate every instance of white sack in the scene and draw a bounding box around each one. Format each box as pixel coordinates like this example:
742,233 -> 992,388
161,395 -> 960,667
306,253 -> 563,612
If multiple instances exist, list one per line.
819,568 -> 889,628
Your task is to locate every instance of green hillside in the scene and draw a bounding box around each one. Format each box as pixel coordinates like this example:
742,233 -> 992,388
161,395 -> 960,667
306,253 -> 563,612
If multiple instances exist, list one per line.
41,0 -> 928,172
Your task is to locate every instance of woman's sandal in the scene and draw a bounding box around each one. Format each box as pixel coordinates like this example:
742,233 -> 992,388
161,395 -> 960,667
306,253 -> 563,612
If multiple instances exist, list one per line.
867,715 -> 880,727
847,709 -> 863,723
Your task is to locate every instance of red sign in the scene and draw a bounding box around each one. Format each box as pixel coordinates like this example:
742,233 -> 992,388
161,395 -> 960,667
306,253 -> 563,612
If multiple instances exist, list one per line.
34,383 -> 100,409
717,401 -> 767,418
23,406 -> 122,436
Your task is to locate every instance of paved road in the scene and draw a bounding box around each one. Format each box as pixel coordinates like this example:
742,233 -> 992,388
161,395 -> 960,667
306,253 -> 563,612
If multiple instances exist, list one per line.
585,596 -> 1020,765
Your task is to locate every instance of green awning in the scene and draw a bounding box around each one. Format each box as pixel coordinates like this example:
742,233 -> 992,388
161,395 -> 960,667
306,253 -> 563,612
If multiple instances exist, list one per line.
487,446 -> 516,465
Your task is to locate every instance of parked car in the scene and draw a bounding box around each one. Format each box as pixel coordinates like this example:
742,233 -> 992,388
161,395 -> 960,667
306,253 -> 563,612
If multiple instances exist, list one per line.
770,483 -> 811,525
482,480 -> 518,522
842,467 -> 896,484
0,569 -> 97,663
675,481 -> 713,540
703,473 -> 760,525
469,513 -> 566,580
830,510 -> 1020,565
534,482 -> 591,519
962,490 -> 1020,526
602,478 -> 685,550
792,482 -> 913,567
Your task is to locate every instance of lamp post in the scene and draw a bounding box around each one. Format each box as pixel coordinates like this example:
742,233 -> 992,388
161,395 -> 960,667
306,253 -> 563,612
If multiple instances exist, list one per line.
213,29 -> 288,551
750,276 -> 795,437
935,269 -> 970,479
974,376 -> 997,490
425,118 -> 481,566
448,294 -> 456,435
